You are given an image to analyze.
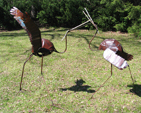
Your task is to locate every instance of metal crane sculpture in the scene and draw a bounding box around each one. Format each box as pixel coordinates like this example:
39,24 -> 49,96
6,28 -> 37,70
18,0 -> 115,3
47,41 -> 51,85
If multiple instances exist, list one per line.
10,7 -> 68,90
86,12 -> 135,98
10,7 -> 96,91
96,39 -> 134,94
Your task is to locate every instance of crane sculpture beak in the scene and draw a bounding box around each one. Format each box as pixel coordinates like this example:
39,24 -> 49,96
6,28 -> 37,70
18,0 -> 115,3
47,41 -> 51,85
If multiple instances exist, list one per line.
83,8 -> 99,33
61,8 -> 98,41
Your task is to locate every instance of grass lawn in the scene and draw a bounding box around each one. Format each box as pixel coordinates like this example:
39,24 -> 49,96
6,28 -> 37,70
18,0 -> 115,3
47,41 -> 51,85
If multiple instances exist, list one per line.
0,27 -> 141,112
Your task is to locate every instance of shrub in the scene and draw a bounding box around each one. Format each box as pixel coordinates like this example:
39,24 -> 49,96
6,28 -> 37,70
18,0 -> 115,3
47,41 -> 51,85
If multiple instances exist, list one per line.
127,6 -> 141,37
0,0 -> 141,34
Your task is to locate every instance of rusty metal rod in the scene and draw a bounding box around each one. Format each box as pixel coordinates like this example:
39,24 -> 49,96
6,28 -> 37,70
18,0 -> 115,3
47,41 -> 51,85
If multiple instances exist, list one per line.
20,53 -> 34,90
128,65 -> 135,85
89,64 -> 113,100
83,8 -> 98,32
62,8 -> 98,41
41,56 -> 43,75
83,8 -> 99,51
61,19 -> 91,41
70,19 -> 91,32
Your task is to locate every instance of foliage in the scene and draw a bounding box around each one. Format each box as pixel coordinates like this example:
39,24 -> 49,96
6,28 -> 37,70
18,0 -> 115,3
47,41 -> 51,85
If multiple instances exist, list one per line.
0,0 -> 141,37
96,0 -> 124,31
37,0 -> 88,27
127,6 -> 141,38
0,0 -> 41,30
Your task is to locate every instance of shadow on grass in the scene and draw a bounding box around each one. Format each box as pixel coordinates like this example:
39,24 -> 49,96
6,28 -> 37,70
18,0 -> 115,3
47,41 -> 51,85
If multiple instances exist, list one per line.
127,84 -> 141,97
0,27 -> 106,51
60,79 -> 95,93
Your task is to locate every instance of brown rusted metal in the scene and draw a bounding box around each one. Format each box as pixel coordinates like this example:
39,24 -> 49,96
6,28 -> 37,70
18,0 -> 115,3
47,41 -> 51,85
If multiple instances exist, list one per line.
10,7 -> 68,90
10,7 -> 42,55
89,30 -> 98,51
25,19 -> 42,54
99,39 -> 133,61
20,53 -> 34,90
128,65 -> 135,85
41,56 -> 43,75
89,39 -> 134,98
99,39 -> 122,51
32,37 -> 67,57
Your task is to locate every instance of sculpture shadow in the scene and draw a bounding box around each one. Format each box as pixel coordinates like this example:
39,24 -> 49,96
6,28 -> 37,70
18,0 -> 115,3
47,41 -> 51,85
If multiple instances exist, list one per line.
60,79 -> 95,93
127,84 -> 141,97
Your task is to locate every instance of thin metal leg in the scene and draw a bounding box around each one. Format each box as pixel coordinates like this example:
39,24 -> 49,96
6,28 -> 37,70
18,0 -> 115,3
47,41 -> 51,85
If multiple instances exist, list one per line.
128,65 -> 134,85
20,54 -> 34,90
90,64 -> 113,100
40,56 -> 49,93
41,56 -> 43,75
111,64 -> 112,76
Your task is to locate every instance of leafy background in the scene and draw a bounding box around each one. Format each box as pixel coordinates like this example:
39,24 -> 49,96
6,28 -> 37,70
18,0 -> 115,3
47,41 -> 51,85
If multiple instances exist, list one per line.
0,0 -> 141,37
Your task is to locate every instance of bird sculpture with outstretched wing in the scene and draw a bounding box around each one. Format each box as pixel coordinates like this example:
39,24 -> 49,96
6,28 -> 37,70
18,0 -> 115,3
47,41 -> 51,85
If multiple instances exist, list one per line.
10,7 -> 67,90
10,7 -> 63,56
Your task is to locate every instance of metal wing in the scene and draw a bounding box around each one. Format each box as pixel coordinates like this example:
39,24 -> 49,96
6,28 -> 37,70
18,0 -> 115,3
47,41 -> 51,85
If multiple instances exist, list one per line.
103,48 -> 128,70
10,7 -> 42,54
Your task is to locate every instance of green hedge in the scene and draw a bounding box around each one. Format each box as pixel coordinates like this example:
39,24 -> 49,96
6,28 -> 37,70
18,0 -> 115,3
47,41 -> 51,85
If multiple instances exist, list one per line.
0,0 -> 141,37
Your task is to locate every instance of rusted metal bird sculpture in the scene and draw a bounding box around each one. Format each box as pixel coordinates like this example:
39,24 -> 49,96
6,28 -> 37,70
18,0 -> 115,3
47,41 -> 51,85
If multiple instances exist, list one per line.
95,39 -> 134,95
82,9 -> 135,98
10,7 -> 68,90
10,7 -> 95,91
88,25 -> 134,98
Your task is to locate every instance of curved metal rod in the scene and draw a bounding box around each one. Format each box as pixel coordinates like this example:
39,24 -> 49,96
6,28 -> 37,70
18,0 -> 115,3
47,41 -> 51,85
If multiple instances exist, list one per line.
58,19 -> 91,54
89,30 -> 99,51
82,8 -> 99,51
54,30 -> 69,54
57,8 -> 99,53
20,53 -> 34,90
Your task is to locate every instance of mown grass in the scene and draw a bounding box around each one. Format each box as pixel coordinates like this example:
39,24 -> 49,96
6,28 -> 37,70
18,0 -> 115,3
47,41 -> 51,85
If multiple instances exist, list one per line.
0,28 -> 141,112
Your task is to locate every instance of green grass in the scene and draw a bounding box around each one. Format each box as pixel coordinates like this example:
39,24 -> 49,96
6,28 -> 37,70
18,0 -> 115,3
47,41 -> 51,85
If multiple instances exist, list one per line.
0,28 -> 141,112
